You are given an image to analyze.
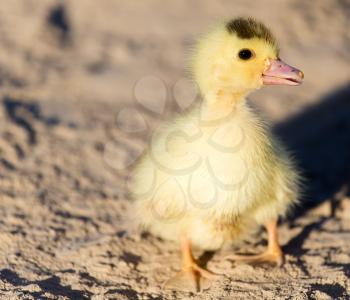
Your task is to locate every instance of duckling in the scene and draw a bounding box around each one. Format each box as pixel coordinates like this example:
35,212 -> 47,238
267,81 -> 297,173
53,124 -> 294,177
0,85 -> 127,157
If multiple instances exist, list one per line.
129,17 -> 303,291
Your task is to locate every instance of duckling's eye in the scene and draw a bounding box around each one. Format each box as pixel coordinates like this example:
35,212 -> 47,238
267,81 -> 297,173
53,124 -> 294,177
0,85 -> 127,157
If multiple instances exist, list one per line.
238,49 -> 254,60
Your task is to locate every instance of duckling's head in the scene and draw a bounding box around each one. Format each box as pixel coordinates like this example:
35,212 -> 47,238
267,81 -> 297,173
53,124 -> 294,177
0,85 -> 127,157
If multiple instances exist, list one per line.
192,17 -> 303,97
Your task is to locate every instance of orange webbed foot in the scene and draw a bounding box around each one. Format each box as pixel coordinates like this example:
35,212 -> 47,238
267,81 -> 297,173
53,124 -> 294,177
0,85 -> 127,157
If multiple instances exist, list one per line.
164,262 -> 219,292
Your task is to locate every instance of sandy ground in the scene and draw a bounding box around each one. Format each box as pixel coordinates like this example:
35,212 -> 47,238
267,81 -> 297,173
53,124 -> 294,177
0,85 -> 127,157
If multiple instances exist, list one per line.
0,0 -> 349,299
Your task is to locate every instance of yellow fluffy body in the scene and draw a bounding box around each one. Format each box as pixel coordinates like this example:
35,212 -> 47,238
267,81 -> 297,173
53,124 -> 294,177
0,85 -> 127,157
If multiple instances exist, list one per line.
130,20 -> 300,251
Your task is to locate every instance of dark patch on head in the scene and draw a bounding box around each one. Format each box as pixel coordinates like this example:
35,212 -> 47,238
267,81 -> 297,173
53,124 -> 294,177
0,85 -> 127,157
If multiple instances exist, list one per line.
226,17 -> 278,50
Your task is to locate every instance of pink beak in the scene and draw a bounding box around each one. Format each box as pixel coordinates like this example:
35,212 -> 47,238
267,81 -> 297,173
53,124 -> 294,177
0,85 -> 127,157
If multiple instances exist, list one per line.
262,58 -> 304,86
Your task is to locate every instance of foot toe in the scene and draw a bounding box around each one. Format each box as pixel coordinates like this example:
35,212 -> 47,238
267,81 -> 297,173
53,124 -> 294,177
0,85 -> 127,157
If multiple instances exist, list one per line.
163,265 -> 219,292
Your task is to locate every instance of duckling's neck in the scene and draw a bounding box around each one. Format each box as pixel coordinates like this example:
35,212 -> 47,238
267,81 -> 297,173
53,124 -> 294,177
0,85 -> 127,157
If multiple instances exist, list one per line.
200,90 -> 249,125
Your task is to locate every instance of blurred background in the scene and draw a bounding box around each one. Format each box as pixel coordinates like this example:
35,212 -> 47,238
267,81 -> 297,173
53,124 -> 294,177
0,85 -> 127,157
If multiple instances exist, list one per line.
0,1 -> 349,299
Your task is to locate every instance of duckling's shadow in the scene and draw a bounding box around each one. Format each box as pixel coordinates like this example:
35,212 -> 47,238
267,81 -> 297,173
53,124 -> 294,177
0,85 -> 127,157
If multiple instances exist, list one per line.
197,251 -> 216,269
273,83 -> 350,219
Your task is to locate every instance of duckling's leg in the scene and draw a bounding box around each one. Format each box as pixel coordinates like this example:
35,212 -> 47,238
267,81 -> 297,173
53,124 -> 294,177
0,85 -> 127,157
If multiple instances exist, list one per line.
164,235 -> 218,292
227,219 -> 283,266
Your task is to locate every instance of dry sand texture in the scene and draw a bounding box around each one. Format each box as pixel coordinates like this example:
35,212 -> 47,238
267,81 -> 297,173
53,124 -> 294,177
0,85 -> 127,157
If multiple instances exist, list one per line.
0,0 -> 349,299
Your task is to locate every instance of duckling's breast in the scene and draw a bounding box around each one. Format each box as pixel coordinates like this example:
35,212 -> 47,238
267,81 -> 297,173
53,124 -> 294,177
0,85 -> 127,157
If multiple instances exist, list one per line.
131,105 -> 295,246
